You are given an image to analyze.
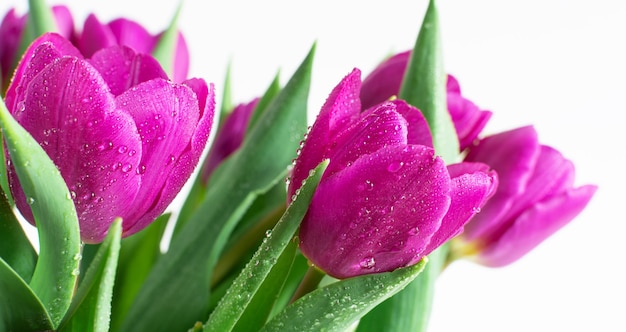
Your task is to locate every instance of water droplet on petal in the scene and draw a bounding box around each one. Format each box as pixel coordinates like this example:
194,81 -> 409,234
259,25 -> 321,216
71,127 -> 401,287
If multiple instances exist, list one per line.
118,146 -> 128,154
121,163 -> 132,173
472,207 -> 482,214
408,226 -> 419,236
387,161 -> 404,173
360,257 -> 375,269
136,164 -> 146,175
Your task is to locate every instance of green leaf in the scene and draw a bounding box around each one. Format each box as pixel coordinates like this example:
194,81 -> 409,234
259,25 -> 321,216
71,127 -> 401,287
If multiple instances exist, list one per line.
261,259 -> 428,332
356,246 -> 447,332
174,71 -> 282,238
120,44 -> 314,332
15,0 -> 58,70
57,219 -> 122,332
0,98 -> 81,327
109,213 -> 170,332
399,0 -> 458,163
231,238 -> 296,332
212,181 -> 286,286
0,258 -> 53,331
246,72 -> 281,134
204,160 -> 327,332
268,252 -> 310,320
0,188 -> 37,282
152,1 -> 183,78
219,60 -> 234,127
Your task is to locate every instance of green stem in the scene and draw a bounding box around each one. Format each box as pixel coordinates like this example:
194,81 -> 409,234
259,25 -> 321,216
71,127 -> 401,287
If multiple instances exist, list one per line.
289,264 -> 325,304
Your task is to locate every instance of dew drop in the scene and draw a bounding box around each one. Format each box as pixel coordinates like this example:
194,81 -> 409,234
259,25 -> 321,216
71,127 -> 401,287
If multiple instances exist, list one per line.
408,226 -> 419,236
365,179 -> 374,191
265,229 -> 273,237
117,145 -> 128,154
359,257 -> 376,269
128,149 -> 137,157
121,163 -> 133,173
387,161 -> 404,173
136,164 -> 146,175
472,207 -> 482,214
26,197 -> 35,205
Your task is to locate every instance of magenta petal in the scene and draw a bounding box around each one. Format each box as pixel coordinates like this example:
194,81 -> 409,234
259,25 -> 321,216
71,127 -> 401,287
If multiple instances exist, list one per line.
299,144 -> 450,279
0,9 -> 25,87
115,79 -> 203,235
6,33 -> 83,111
78,14 -> 118,58
122,81 -> 214,237
447,91 -> 492,151
478,185 -> 597,267
172,33 -> 190,83
463,126 -> 540,241
51,6 -> 74,39
202,97 -> 257,183
325,102 -> 408,177
424,162 -> 498,254
9,56 -> 142,243
289,68 -> 362,198
389,99 -> 433,147
88,46 -> 167,96
446,74 -> 461,94
107,18 -> 155,54
359,51 -> 410,110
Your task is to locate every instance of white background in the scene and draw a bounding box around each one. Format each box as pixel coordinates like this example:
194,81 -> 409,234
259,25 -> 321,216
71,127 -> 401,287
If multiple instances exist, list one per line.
2,0 -> 624,331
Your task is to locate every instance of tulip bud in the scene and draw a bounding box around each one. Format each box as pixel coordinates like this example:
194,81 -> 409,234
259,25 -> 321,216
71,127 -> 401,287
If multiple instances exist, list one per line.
452,126 -> 597,266
289,69 -> 497,278
4,33 -> 215,243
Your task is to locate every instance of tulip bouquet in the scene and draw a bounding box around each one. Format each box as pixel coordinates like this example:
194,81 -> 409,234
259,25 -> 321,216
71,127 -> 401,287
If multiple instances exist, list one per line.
0,0 -> 597,331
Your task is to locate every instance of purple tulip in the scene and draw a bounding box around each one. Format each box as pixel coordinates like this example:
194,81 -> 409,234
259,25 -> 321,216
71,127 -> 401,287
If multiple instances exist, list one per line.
201,98 -> 258,184
360,50 -> 492,151
289,68 -> 497,279
454,126 -> 597,266
0,6 -> 74,92
4,33 -> 215,243
77,14 -> 190,83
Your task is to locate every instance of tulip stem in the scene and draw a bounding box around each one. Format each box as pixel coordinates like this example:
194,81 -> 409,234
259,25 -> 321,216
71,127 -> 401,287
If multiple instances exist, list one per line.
289,264 -> 325,304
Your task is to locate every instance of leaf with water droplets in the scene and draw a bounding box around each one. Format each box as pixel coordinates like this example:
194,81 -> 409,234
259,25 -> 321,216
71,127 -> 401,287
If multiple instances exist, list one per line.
204,160 -> 327,332
261,258 -> 427,332
57,219 -> 122,332
0,98 -> 80,327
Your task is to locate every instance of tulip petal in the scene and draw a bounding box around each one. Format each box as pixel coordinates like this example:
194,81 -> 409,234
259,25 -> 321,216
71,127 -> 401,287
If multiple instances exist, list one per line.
325,102 -> 408,177
299,144 -> 450,279
6,33 -> 82,112
124,79 -> 214,237
201,97 -> 257,183
79,14 -> 118,58
497,145 -> 575,227
107,18 -> 155,54
447,90 -> 492,151
88,46 -> 167,96
389,99 -> 433,147
116,78 -> 205,236
478,184 -> 597,267
10,56 -> 142,243
51,6 -> 74,39
289,68 -> 361,197
359,51 -> 410,109
462,126 -> 540,241
424,162 -> 498,253
0,9 -> 26,86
